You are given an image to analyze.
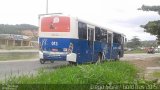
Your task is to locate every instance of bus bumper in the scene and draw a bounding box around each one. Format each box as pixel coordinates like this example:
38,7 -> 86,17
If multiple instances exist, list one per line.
39,51 -> 67,61
43,54 -> 66,61
39,51 -> 77,62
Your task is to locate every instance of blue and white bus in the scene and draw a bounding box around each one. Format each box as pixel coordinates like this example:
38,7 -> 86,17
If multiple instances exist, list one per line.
38,14 -> 126,64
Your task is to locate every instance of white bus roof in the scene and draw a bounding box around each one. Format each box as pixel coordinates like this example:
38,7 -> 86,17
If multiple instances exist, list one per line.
39,13 -> 126,37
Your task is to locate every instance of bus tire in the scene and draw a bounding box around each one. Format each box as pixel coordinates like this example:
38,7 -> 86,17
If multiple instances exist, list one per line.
115,54 -> 120,61
97,53 -> 102,63
69,61 -> 77,65
50,60 -> 54,63
40,59 -> 45,64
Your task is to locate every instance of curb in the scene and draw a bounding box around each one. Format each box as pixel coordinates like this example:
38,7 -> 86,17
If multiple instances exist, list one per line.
0,59 -> 38,63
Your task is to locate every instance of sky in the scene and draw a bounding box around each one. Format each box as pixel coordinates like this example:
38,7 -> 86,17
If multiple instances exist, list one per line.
0,0 -> 160,41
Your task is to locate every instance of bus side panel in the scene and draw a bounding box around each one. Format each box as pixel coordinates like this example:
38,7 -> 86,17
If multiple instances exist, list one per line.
112,43 -> 121,59
69,39 -> 101,64
101,42 -> 108,60
93,41 -> 103,62
69,40 -> 103,64
76,40 -> 105,64
106,44 -> 111,59
76,39 -> 91,64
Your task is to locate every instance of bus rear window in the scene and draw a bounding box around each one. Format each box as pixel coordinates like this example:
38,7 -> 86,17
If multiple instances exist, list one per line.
41,16 -> 70,32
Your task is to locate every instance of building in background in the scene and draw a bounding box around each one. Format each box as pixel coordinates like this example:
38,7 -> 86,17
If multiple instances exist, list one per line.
0,34 -> 32,48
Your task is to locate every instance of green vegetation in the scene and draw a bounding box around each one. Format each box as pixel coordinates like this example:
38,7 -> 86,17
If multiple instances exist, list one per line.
0,52 -> 38,61
126,36 -> 141,49
0,24 -> 38,34
153,72 -> 160,78
141,40 -> 158,47
3,62 -> 137,84
124,49 -> 146,54
2,61 -> 159,89
125,36 -> 158,50
139,5 -> 160,44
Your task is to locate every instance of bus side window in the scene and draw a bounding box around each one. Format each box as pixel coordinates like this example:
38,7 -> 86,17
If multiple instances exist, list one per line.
113,33 -> 121,44
95,27 -> 101,41
100,29 -> 107,43
108,33 -> 112,44
118,34 -> 122,44
78,22 -> 87,39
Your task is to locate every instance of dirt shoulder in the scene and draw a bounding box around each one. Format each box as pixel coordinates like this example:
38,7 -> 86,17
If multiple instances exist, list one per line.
121,54 -> 160,81
127,57 -> 160,70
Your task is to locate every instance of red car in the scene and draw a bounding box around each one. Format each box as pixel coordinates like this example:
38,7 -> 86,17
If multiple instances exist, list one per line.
147,48 -> 155,54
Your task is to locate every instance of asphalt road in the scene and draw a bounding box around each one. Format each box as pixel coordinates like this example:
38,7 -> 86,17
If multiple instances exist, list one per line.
0,59 -> 68,81
0,50 -> 38,53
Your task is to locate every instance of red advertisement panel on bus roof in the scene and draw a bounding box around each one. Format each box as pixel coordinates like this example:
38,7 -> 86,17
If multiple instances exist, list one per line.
41,16 -> 70,32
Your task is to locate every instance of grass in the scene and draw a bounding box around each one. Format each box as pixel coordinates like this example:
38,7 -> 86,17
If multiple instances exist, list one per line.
2,61 -> 159,90
0,52 -> 38,61
153,71 -> 160,78
3,61 -> 138,84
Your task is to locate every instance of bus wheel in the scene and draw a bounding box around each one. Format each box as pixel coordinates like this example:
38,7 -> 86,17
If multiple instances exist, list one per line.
115,54 -> 120,61
50,60 -> 54,63
97,53 -> 102,63
40,59 -> 45,64
69,61 -> 77,65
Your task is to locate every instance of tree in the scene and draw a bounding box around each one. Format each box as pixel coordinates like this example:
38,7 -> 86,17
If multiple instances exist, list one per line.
139,5 -> 160,14
139,5 -> 160,44
141,40 -> 158,47
127,36 -> 141,49
141,20 -> 160,44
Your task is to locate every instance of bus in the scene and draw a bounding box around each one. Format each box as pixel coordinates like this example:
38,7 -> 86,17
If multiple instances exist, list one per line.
38,14 -> 126,64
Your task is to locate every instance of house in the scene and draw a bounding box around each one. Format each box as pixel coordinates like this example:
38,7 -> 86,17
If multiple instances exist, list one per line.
0,34 -> 32,48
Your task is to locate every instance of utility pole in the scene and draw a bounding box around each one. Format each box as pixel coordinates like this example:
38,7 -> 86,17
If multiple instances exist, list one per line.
46,0 -> 48,14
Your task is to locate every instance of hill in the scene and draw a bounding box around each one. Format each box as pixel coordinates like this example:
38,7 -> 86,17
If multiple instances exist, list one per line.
0,24 -> 38,35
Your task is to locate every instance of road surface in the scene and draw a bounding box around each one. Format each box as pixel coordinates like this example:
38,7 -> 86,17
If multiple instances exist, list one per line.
0,50 -> 38,53
121,53 -> 160,61
0,59 -> 68,81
